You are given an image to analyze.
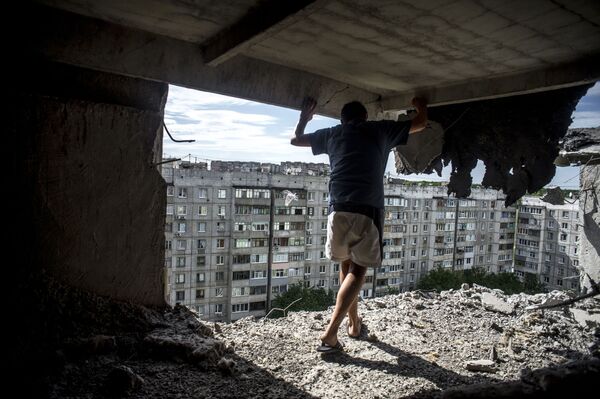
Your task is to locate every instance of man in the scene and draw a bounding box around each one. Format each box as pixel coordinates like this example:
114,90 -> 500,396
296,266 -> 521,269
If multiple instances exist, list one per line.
291,97 -> 428,352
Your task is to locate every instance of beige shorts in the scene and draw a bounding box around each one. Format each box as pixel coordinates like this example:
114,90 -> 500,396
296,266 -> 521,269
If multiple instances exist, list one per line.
325,211 -> 381,267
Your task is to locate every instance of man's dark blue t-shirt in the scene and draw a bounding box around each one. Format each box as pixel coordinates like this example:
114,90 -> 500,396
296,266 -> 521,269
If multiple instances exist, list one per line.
309,120 -> 411,209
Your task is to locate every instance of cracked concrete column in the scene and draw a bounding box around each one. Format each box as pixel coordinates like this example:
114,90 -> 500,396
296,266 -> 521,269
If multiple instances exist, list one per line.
580,165 -> 600,291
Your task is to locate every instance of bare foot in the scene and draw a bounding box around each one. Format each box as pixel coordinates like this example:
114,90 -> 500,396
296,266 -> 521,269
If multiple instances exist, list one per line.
320,332 -> 338,347
348,317 -> 362,338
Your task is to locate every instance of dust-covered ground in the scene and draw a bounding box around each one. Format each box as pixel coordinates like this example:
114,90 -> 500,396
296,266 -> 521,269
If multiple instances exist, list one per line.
47,285 -> 599,398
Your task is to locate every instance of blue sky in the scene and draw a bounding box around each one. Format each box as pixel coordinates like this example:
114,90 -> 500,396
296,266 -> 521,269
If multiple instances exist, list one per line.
164,83 -> 599,189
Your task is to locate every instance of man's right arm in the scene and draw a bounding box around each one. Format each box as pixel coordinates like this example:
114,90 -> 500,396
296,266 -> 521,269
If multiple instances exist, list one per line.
291,97 -> 317,147
409,97 -> 428,134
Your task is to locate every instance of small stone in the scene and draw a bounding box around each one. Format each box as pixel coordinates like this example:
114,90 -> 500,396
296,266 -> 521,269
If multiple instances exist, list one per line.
461,283 -> 470,291
489,345 -> 498,361
214,323 -> 222,333
104,365 -> 144,395
367,333 -> 378,342
490,322 -> 504,333
314,314 -> 323,320
465,359 -> 496,372
217,357 -> 237,376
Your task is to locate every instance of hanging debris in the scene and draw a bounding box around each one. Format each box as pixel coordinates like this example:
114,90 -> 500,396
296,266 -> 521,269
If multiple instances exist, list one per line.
395,84 -> 593,206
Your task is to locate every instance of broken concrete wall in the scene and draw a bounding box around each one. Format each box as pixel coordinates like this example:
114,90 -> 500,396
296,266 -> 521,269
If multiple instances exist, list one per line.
423,85 -> 592,206
13,61 -> 168,305
580,164 -> 600,291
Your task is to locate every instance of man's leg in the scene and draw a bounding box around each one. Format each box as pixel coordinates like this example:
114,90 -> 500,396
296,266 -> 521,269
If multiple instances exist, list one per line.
321,261 -> 366,346
340,260 -> 361,336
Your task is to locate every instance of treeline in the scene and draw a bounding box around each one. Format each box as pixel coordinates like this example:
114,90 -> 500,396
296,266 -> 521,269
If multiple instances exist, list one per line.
417,267 -> 546,294
269,284 -> 335,318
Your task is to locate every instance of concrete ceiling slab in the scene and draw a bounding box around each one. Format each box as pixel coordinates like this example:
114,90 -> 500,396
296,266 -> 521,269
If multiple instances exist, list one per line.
35,0 -> 600,112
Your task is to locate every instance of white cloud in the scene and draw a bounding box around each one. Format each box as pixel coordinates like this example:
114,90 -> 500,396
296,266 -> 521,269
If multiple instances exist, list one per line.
570,111 -> 600,128
167,85 -> 257,109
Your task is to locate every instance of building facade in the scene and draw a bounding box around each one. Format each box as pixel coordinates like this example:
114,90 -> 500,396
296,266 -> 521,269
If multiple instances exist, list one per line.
162,161 -> 579,322
514,196 -> 581,292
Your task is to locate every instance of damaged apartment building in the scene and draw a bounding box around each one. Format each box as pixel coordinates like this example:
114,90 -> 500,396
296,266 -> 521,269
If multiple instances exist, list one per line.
10,0 -> 600,397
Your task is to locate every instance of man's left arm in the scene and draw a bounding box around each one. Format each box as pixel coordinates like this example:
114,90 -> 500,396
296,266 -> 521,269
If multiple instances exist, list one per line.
291,97 -> 317,147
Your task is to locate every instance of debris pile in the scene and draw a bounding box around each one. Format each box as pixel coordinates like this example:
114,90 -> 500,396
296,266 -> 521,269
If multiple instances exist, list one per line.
39,280 -> 599,398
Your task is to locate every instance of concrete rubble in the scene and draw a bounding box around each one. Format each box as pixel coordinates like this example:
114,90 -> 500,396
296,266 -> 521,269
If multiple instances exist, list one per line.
397,85 -> 593,206
45,280 -> 599,398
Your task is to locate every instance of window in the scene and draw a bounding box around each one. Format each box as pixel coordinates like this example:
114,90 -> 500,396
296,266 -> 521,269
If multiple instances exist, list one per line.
251,270 -> 266,279
322,192 -> 328,201
166,205 -> 174,215
322,207 -> 328,216
197,239 -> 207,250
177,222 -> 186,233
562,211 -> 569,218
216,272 -> 225,281
215,255 -> 224,265
196,256 -> 206,267
412,225 -> 418,233
319,265 -> 326,273
321,221 -> 327,230
217,189 -> 227,199
196,273 -> 205,282
175,273 -> 185,284
198,188 -> 207,198
308,192 -> 315,201
165,240 -> 172,250
196,289 -> 205,299
273,269 -> 288,278
167,186 -> 174,196
218,206 -> 226,216
320,251 -> 326,259
198,206 -> 208,216
233,271 -> 250,280
176,205 -> 187,215
175,291 -> 185,301
232,303 -> 249,313
176,240 -> 187,250
215,288 -> 224,297
178,187 -> 187,198
560,234 -> 567,242
216,239 -> 225,249
251,254 -> 267,263
232,287 -> 248,296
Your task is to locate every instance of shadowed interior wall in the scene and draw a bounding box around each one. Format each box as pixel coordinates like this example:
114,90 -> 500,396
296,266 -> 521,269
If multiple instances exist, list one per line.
14,61 -> 168,305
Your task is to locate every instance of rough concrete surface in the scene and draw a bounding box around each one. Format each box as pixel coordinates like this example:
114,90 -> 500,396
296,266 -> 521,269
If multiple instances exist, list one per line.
42,281 -> 600,398
580,164 -> 600,291
18,94 -> 166,305
421,85 -> 592,205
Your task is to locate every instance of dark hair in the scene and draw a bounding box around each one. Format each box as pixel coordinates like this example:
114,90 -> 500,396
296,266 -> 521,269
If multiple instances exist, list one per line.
341,101 -> 367,123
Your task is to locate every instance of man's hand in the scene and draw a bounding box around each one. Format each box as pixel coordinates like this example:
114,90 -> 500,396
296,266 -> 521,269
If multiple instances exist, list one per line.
412,97 -> 427,111
409,96 -> 428,134
300,97 -> 317,122
291,97 -> 318,147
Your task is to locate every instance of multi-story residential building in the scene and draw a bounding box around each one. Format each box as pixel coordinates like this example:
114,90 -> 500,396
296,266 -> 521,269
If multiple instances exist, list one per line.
162,160 -> 538,322
514,196 -> 581,292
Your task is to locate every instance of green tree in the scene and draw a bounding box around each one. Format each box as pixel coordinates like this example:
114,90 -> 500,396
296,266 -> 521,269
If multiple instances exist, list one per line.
417,267 -> 546,295
416,267 -> 462,291
269,284 -> 334,318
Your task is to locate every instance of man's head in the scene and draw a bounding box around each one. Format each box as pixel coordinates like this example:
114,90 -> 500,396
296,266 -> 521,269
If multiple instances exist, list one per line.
341,101 -> 367,124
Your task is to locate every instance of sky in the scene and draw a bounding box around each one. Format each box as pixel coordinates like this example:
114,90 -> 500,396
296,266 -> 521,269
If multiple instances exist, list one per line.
164,83 -> 599,189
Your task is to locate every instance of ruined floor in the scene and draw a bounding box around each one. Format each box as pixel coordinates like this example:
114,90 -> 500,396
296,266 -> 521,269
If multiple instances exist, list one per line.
39,279 -> 600,399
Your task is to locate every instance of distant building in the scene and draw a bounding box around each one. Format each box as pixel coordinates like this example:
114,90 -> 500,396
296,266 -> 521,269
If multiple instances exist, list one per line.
162,161 -> 579,322
514,196 -> 581,291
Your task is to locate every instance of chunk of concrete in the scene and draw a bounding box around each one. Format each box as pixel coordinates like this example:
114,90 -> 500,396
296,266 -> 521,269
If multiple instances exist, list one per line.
465,359 -> 496,372
570,308 -> 600,328
481,292 -> 515,314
